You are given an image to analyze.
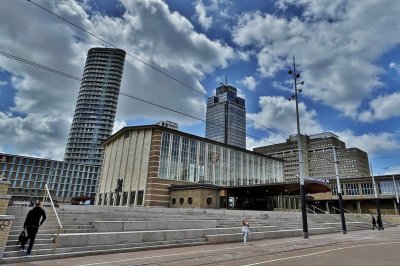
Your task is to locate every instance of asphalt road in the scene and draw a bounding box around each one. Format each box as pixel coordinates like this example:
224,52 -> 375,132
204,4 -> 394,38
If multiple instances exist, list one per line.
6,226 -> 400,266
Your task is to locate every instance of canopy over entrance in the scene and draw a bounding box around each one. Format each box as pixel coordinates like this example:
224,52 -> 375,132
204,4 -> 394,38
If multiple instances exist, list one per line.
225,180 -> 331,198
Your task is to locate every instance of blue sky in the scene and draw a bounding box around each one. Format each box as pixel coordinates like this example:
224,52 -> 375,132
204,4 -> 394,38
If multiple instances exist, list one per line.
0,0 -> 400,176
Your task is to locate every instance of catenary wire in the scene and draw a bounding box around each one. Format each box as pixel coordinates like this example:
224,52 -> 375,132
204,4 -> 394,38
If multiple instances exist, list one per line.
0,50 -> 275,145
25,0 -> 286,140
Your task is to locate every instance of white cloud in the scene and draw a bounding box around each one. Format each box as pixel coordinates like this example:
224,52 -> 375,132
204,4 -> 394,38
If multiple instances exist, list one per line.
0,0 -> 234,159
358,92 -> 400,122
247,96 -> 323,136
247,134 -> 286,151
0,80 -> 7,86
194,0 -> 213,30
112,120 -> 127,134
232,0 -> 400,118
336,130 -> 400,156
389,62 -> 400,75
239,76 -> 258,91
272,80 -> 291,93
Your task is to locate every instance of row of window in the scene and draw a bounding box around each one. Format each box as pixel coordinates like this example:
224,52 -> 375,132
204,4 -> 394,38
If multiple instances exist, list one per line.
171,196 -> 212,206
159,132 -> 283,185
330,181 -> 400,196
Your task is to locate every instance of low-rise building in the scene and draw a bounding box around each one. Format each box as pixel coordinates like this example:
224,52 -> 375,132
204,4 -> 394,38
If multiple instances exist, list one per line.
0,153 -> 100,202
311,174 -> 400,215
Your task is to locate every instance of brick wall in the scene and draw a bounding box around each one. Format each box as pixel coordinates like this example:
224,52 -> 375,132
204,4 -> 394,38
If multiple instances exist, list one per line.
0,180 -> 14,259
170,187 -> 219,208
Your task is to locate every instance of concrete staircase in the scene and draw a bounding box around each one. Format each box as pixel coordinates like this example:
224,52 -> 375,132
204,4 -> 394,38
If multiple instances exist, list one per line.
2,205 -> 392,264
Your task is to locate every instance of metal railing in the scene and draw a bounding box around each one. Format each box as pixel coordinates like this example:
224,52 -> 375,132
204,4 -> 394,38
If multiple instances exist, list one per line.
307,206 -> 340,224
331,206 -> 369,224
42,183 -> 63,254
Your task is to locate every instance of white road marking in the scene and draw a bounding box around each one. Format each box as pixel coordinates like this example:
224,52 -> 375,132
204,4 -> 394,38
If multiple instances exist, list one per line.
243,241 -> 400,266
78,233 -> 387,266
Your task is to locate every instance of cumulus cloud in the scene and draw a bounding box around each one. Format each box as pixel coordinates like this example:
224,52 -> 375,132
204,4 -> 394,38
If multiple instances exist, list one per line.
389,62 -> 400,75
336,129 -> 400,156
358,92 -> 400,122
232,0 -> 400,118
239,76 -> 258,91
247,96 -> 323,136
194,0 -> 213,30
0,0 -> 234,159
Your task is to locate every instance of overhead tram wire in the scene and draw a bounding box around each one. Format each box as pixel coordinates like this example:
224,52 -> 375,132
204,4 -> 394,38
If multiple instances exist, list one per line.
0,51 -> 81,81
26,0 -> 204,97
0,50 -> 275,145
26,0 -> 284,141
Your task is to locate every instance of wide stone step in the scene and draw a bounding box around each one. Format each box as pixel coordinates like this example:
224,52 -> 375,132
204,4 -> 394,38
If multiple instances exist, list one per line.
1,238 -> 207,264
7,234 -> 55,243
206,227 -> 339,244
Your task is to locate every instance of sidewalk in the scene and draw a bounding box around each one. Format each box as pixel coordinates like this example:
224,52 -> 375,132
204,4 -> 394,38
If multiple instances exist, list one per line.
4,226 -> 400,266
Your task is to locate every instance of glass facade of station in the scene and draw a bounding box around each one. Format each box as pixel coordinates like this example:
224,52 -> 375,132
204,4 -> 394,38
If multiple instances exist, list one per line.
158,131 -> 283,186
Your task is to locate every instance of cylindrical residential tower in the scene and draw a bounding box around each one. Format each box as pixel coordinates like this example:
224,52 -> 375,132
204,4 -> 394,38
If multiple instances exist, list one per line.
64,48 -> 126,164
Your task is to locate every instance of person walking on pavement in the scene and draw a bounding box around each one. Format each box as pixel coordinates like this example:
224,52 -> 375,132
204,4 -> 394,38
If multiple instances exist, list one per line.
371,215 -> 378,230
241,217 -> 250,245
377,216 -> 384,230
19,202 -> 46,256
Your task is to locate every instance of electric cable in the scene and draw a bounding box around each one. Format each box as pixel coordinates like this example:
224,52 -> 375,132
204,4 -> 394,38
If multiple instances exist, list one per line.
0,50 -> 275,145
25,0 -> 285,140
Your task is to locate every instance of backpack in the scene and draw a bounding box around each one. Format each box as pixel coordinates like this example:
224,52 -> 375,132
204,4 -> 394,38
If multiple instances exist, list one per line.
17,229 -> 27,246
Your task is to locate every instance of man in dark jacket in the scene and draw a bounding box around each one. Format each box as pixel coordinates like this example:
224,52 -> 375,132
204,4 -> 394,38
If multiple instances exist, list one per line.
19,202 -> 46,255
377,216 -> 384,230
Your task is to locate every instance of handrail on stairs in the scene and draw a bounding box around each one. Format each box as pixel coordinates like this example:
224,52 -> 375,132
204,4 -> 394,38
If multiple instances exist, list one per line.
42,183 -> 62,254
307,207 -> 340,224
310,205 -> 327,214
330,206 -> 356,222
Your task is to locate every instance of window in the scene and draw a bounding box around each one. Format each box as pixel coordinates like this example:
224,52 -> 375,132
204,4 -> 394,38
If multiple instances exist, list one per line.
361,182 -> 374,195
171,198 -> 176,205
345,183 -> 359,196
179,198 -> 184,205
137,191 -> 144,205
188,197 -> 193,205
206,197 -> 212,206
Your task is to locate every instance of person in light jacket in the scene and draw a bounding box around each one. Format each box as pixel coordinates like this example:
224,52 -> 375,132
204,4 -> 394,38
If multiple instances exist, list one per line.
241,217 -> 250,245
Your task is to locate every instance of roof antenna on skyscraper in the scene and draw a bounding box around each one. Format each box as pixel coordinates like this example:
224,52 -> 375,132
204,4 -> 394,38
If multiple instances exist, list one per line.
220,75 -> 229,87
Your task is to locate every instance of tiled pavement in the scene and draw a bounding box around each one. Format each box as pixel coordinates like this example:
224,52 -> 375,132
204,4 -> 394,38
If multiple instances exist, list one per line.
4,226 -> 400,266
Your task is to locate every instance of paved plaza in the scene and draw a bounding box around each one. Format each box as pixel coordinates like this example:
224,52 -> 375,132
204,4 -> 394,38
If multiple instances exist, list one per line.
5,225 -> 400,266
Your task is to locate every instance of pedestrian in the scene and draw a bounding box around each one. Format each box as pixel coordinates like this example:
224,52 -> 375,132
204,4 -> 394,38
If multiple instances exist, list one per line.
377,216 -> 384,230
241,217 -> 250,245
371,216 -> 377,230
18,202 -> 46,256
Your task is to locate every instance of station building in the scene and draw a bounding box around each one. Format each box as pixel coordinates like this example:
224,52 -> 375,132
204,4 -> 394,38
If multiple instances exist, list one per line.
97,125 -> 330,209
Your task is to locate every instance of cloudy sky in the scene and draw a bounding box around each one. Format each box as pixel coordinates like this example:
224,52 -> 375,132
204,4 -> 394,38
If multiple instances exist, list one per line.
1,0 -> 400,175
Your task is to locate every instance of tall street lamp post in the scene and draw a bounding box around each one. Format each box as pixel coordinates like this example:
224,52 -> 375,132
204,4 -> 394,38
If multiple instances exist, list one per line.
333,147 -> 347,234
288,56 -> 308,239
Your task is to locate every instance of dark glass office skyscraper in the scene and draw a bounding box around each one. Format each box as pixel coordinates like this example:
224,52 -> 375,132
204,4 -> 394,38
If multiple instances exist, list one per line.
205,84 -> 246,149
64,48 -> 126,164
